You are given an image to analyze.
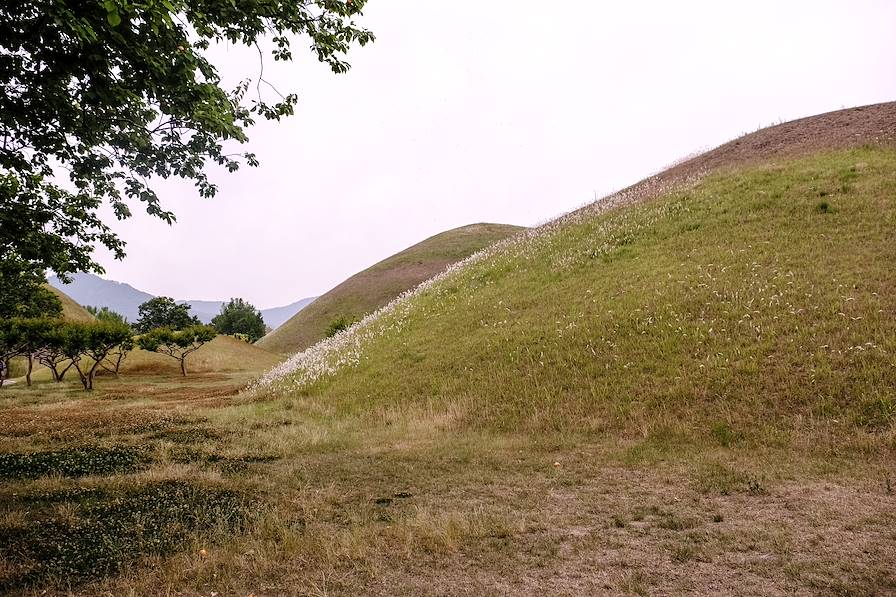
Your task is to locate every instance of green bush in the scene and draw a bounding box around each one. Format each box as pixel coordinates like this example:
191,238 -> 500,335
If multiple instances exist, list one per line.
325,314 -> 359,338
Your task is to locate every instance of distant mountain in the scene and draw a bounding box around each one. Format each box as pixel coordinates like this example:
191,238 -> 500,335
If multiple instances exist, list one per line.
48,273 -> 315,330
178,297 -> 317,328
258,297 -> 318,329
48,273 -> 153,323
176,299 -> 224,324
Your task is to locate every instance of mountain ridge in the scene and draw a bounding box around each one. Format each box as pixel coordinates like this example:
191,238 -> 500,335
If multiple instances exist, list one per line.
47,273 -> 316,330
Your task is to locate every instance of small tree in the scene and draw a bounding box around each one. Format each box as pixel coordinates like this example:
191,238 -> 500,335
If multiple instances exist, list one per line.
65,322 -> 132,390
85,305 -> 130,328
134,297 -> 200,333
325,314 -> 360,338
212,298 -> 266,342
35,323 -> 76,383
137,325 -> 216,376
100,337 -> 135,377
17,318 -> 65,386
0,318 -> 25,387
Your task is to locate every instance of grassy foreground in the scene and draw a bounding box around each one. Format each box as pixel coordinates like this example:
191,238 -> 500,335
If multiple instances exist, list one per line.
0,148 -> 894,595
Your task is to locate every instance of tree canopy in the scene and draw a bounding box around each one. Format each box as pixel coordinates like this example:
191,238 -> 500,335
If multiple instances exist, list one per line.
134,297 -> 199,333
85,305 -> 130,327
0,279 -> 63,320
211,298 -> 266,342
0,0 -> 373,288
137,324 -> 216,376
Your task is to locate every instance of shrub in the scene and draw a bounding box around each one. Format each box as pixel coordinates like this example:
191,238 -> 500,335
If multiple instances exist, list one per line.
325,314 -> 359,338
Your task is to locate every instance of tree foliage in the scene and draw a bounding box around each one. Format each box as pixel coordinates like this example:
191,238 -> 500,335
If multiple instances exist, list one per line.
136,325 -> 217,376
134,297 -> 199,333
0,0 -> 374,285
0,318 -> 131,389
325,314 -> 359,338
211,297 -> 266,342
85,305 -> 130,327
0,266 -> 63,319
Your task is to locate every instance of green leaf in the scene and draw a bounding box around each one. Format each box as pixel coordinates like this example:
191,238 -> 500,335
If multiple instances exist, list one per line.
106,8 -> 121,27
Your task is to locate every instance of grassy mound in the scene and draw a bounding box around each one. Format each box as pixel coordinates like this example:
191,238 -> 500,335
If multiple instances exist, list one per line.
48,285 -> 95,322
257,223 -> 523,355
122,335 -> 281,376
260,147 -> 896,441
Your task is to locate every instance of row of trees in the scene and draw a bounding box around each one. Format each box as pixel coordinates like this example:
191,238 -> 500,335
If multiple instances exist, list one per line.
85,295 -> 266,345
0,286 -> 269,390
134,296 -> 267,342
0,318 -> 217,390
1,319 -> 133,389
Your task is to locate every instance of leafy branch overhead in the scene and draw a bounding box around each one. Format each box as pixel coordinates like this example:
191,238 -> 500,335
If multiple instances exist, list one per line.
0,0 -> 374,280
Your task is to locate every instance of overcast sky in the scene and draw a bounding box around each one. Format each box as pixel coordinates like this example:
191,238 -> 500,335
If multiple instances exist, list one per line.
94,0 -> 896,308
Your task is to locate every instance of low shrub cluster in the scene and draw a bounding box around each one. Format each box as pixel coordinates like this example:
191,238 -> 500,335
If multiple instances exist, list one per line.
0,480 -> 247,590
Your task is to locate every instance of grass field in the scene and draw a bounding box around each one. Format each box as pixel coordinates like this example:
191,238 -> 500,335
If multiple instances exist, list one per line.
1,147 -> 894,595
257,223 -> 523,355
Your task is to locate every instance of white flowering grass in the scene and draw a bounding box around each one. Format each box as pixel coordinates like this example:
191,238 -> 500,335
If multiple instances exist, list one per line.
251,148 -> 896,436
250,168 -> 704,397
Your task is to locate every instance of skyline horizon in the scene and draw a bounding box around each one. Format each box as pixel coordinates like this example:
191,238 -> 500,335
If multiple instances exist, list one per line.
85,98 -> 895,305
82,0 -> 896,306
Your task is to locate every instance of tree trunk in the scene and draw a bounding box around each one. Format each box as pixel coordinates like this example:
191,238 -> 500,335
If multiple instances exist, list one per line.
73,361 -> 89,390
25,354 -> 33,387
86,361 -> 101,390
180,358 -> 187,376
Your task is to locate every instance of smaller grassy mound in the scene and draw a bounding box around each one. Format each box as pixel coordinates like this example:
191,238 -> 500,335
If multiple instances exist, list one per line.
257,223 -> 524,355
123,335 -> 281,375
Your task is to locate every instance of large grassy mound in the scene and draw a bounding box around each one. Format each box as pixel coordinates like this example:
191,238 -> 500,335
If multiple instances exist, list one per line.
260,146 -> 896,442
48,285 -> 95,322
257,222 -> 524,354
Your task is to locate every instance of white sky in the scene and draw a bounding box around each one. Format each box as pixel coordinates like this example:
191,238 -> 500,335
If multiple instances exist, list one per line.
95,0 -> 896,308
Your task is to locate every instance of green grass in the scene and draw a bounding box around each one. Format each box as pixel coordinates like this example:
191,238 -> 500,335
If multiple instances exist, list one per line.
257,223 -> 524,354
269,148 -> 895,449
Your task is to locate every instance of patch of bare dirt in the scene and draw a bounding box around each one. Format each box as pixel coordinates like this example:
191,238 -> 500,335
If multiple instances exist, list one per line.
570,101 -> 896,222
363,466 -> 896,596
667,101 -> 896,179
